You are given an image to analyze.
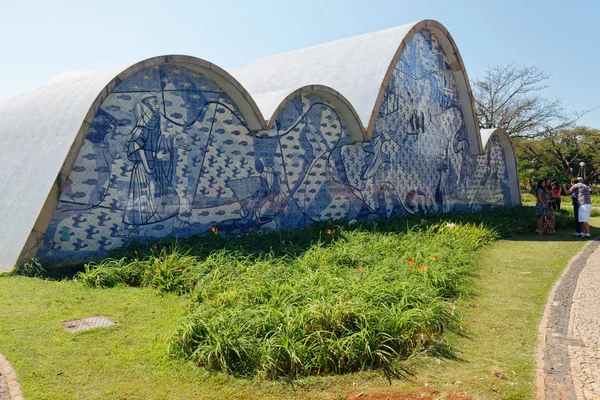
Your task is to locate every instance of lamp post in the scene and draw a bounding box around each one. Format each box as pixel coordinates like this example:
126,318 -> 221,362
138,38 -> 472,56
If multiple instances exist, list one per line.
579,161 -> 586,180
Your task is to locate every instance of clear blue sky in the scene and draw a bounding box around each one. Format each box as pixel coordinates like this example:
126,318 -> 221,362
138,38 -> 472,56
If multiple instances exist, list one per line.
1,0 -> 598,128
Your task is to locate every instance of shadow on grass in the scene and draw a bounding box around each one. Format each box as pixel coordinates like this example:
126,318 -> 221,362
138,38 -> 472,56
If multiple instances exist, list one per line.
427,341 -> 464,362
7,260 -> 85,280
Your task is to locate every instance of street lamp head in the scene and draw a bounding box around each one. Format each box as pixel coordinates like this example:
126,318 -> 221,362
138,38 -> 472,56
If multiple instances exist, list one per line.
580,161 -> 586,167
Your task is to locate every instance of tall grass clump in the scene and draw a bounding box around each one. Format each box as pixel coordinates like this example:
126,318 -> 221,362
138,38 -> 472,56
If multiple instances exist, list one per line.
8,259 -> 48,278
167,223 -> 496,379
77,247 -> 198,294
75,206 -> 540,378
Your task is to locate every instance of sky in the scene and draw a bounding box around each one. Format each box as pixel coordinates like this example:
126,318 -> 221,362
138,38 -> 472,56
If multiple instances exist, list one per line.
0,0 -> 598,128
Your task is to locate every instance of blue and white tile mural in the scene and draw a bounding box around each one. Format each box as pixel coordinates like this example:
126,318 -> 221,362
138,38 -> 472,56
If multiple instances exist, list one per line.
37,29 -> 514,262
340,30 -> 512,217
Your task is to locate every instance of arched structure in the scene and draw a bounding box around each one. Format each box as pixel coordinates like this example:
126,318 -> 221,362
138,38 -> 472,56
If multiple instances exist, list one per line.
479,128 -> 522,206
232,20 -> 482,154
0,21 -> 521,270
262,85 -> 367,142
0,56 -> 264,268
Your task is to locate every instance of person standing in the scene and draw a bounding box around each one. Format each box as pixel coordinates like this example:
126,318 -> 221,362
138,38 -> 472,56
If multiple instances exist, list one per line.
542,177 -> 556,234
535,180 -> 549,235
569,178 -> 582,236
551,179 -> 562,211
546,177 -> 556,212
565,179 -> 592,238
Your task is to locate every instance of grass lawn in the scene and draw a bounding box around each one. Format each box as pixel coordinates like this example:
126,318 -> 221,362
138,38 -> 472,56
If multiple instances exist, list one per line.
520,191 -> 536,206
0,214 -> 597,399
521,189 -> 600,206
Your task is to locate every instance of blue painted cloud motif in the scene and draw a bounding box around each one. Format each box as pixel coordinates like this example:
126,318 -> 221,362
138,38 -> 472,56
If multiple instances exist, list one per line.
37,30 -> 514,262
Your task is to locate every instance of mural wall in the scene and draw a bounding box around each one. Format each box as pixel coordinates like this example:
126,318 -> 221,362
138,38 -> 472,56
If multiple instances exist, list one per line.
340,29 -> 512,217
36,29 -> 515,262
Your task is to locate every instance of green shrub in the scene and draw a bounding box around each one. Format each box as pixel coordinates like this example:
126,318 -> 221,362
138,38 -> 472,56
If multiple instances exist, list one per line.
166,222 -> 496,378
9,259 -> 48,278
76,247 -> 197,294
73,206 -> 557,379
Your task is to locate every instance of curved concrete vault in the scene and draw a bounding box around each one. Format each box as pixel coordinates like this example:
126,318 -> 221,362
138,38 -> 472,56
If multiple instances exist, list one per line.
0,20 -> 521,270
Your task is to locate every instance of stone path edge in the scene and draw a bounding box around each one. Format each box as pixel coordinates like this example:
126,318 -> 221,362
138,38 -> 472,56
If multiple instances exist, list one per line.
0,352 -> 23,400
535,238 -> 600,400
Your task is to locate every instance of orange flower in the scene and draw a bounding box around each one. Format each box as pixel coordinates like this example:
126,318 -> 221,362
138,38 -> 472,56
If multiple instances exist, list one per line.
326,229 -> 333,235
355,267 -> 362,272
433,256 -> 440,261
210,226 -> 219,235
406,258 -> 415,267
417,265 -> 425,272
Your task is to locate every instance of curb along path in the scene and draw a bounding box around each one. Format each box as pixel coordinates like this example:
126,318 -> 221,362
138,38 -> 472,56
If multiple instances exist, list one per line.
538,239 -> 600,399
0,353 -> 22,400
0,373 -> 7,400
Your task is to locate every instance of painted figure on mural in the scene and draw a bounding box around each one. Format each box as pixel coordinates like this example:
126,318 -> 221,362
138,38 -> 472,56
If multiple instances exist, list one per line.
120,95 -> 180,236
436,106 -> 470,211
222,158 -> 287,232
90,111 -> 129,204
255,160 -> 288,222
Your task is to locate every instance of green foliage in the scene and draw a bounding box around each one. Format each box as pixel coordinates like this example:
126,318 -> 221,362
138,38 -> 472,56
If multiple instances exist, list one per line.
76,207 -> 540,293
74,206 -> 543,379
3,209 -> 597,398
77,248 -> 197,295
515,126 -> 600,187
168,222 -> 493,379
9,259 -> 48,278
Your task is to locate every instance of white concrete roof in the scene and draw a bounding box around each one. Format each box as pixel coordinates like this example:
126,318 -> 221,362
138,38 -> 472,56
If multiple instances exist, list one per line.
0,69 -> 120,270
231,22 -> 417,128
480,129 -> 495,149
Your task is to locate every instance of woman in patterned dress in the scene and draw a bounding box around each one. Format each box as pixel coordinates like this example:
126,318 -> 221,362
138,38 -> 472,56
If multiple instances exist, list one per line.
543,178 -> 556,234
535,179 -> 549,235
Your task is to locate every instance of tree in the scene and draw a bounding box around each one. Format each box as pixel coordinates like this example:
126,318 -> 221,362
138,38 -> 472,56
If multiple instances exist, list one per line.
516,126 -> 600,185
472,64 -> 598,187
472,64 -> 584,139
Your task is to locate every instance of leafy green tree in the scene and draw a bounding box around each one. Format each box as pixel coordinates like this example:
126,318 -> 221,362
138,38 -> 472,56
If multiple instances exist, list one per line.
516,127 -> 600,185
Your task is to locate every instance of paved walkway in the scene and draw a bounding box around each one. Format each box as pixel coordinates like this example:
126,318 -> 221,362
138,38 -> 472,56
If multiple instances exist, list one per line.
0,353 -> 22,400
0,375 -> 8,400
538,239 -> 600,399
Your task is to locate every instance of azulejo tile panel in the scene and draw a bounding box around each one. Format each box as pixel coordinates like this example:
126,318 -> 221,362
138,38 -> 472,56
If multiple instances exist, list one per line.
341,30 -> 512,218
37,30 -> 513,262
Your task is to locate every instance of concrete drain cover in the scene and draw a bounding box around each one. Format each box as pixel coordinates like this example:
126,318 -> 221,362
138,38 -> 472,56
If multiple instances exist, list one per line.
61,316 -> 116,333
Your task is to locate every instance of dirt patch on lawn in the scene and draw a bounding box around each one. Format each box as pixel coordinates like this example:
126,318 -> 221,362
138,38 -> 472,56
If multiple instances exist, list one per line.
346,387 -> 473,400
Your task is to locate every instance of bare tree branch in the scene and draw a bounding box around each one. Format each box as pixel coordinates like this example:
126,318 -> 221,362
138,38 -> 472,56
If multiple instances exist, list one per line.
471,64 -> 596,138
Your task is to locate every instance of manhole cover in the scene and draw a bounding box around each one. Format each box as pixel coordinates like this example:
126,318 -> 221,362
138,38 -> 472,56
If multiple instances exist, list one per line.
61,316 -> 116,333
